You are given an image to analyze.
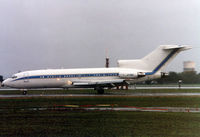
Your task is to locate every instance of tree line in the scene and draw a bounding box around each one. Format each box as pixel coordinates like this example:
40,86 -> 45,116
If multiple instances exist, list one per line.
155,71 -> 200,84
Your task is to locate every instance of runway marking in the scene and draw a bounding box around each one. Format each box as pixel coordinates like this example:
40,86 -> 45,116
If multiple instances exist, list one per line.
0,102 -> 199,112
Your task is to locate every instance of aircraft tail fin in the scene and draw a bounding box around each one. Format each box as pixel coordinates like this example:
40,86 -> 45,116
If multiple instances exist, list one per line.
118,45 -> 191,74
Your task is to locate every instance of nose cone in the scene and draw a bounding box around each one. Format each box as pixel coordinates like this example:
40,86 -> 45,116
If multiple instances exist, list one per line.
2,80 -> 6,87
2,79 -> 11,87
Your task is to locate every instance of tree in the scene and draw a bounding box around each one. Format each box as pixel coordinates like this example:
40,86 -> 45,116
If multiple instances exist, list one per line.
156,72 -> 180,84
180,71 -> 199,84
155,71 -> 200,84
0,75 -> 3,83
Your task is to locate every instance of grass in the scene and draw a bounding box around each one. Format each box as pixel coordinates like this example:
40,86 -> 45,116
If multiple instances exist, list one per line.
0,95 -> 200,109
0,111 -> 200,137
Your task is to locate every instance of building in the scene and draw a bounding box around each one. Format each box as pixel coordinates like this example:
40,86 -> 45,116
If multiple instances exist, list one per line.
183,61 -> 195,72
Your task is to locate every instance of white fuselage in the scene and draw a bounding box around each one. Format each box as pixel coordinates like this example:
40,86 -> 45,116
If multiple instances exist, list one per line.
2,67 -> 159,89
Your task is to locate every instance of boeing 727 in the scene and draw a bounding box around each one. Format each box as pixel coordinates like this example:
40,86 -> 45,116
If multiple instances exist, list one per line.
2,45 -> 191,94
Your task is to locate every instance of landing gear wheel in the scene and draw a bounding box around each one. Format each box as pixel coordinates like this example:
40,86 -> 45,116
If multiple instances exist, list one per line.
97,88 -> 104,94
23,91 -> 27,95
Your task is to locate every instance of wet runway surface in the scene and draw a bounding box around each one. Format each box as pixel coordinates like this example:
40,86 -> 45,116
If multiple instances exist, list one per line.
135,87 -> 200,89
1,87 -> 200,91
1,105 -> 199,113
1,92 -> 200,98
83,107 -> 200,113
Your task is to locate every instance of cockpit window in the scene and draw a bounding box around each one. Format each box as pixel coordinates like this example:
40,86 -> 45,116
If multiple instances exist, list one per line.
12,75 -> 17,79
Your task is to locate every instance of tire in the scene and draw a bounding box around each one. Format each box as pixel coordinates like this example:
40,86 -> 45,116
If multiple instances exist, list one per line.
23,91 -> 27,95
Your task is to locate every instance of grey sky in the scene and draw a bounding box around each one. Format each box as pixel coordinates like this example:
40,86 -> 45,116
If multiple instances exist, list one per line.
0,0 -> 200,77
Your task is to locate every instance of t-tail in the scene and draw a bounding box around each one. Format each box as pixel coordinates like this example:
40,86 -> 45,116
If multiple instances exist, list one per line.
118,45 -> 192,75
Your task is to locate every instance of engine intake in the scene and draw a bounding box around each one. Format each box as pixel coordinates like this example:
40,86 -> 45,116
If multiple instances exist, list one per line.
161,72 -> 169,78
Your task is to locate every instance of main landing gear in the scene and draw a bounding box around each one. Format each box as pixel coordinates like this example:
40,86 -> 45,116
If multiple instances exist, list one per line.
21,89 -> 28,95
95,87 -> 104,94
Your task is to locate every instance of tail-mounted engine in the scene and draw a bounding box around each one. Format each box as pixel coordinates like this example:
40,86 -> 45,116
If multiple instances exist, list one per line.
119,71 -> 145,79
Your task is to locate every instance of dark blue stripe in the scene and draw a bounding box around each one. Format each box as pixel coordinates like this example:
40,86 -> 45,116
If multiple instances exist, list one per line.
12,73 -> 119,82
145,48 -> 179,75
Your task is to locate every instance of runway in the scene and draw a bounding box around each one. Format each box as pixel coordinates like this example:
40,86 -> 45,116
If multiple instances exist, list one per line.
134,87 -> 200,89
1,105 -> 199,113
1,86 -> 200,91
80,107 -> 200,113
1,92 -> 200,98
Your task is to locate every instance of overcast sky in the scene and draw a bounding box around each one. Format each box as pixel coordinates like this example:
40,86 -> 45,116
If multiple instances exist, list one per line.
0,0 -> 200,77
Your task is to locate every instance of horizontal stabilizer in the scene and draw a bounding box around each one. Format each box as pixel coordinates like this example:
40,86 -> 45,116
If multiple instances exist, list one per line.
163,45 -> 192,51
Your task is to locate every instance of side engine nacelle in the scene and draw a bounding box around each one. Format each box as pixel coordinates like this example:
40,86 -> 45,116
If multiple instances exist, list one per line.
119,71 -> 145,79
148,72 -> 169,80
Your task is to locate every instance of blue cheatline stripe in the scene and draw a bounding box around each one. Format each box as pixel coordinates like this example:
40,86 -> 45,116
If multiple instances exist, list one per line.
145,48 -> 179,75
12,73 -> 119,82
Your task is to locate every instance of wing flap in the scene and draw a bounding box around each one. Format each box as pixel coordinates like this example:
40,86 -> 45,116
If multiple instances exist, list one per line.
71,79 -> 125,86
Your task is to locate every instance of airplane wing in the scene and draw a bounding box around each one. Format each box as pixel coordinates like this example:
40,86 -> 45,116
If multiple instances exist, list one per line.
70,79 -> 126,87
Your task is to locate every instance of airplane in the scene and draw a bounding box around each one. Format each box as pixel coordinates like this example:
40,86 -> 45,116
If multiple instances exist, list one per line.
2,45 -> 191,95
